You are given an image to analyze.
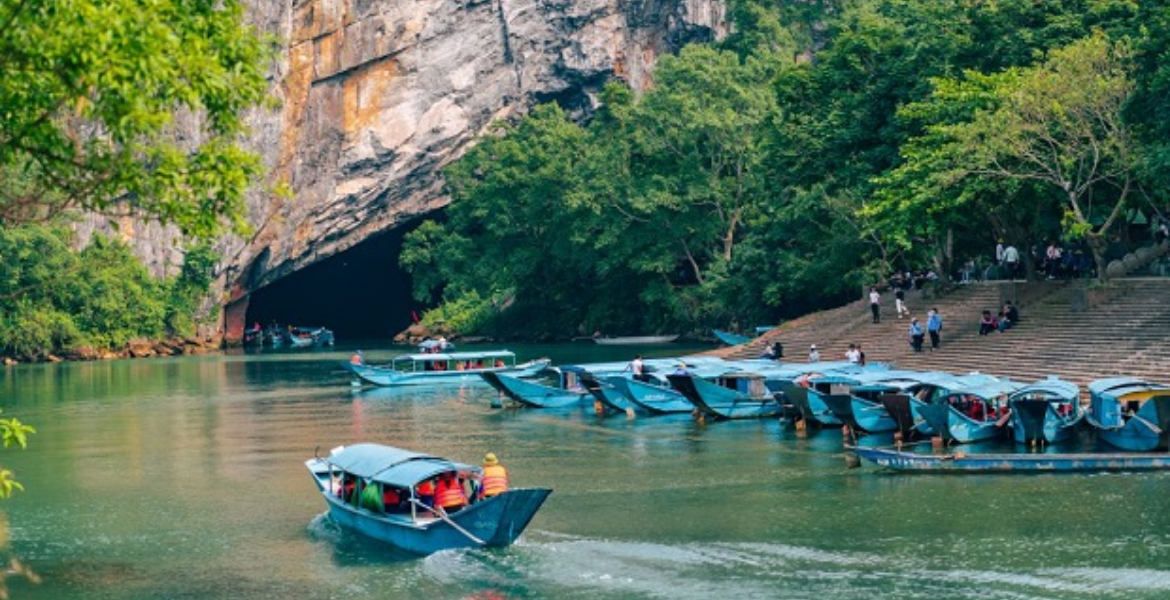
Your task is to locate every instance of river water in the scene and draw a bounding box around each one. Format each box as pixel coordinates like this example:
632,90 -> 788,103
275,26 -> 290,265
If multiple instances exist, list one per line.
1,343 -> 1168,600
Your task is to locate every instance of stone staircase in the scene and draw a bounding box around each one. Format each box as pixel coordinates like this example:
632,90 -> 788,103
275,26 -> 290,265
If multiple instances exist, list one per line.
713,278 -> 1170,389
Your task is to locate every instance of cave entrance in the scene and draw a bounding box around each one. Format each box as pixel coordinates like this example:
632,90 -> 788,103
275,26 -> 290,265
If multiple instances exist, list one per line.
245,224 -> 423,345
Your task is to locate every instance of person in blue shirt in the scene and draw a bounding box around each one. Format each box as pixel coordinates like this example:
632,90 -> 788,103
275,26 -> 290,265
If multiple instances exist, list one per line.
908,318 -> 925,353
926,308 -> 943,352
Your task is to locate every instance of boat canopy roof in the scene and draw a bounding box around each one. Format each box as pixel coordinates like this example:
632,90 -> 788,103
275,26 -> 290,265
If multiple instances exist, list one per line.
1088,376 -> 1170,399
942,378 -> 1024,400
1008,377 -> 1080,401
325,443 -> 477,487
393,350 -> 516,362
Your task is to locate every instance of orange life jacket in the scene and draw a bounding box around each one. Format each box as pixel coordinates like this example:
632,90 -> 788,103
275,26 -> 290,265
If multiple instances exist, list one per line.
480,465 -> 508,498
416,480 -> 435,496
435,477 -> 467,509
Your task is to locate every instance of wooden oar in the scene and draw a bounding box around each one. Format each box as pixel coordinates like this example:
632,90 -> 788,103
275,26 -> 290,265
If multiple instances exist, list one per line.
409,499 -> 486,545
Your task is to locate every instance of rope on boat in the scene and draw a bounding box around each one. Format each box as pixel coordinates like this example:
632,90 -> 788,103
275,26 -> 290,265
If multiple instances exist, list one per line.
409,499 -> 486,545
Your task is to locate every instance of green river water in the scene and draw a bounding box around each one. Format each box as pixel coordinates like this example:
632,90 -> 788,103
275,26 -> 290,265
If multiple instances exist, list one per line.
0,343 -> 1167,600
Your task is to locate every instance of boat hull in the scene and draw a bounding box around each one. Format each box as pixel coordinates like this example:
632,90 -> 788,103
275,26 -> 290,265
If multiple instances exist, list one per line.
608,376 -> 694,414
480,372 -> 587,408
667,375 -> 783,420
917,403 -> 1006,444
1009,399 -> 1081,445
593,335 -> 679,345
850,446 -> 1170,473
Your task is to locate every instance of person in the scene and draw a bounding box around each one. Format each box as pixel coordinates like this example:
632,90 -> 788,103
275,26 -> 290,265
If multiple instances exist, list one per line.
1158,219 -> 1169,245
434,472 -> 467,514
672,362 -> 690,375
845,344 -> 861,364
759,344 -> 778,360
808,344 -> 821,363
627,355 -> 648,382
383,485 -> 404,513
770,341 -> 783,360
869,287 -> 881,323
995,239 -> 1005,265
979,310 -> 997,335
857,344 -> 867,366
894,286 -> 909,318
926,308 -> 943,352
908,318 -> 925,352
350,350 -> 364,365
1045,241 -> 1062,279
1004,301 -> 1020,325
997,309 -> 1012,332
437,336 -> 450,351
415,478 -> 436,508
1003,244 -> 1020,279
480,453 -> 509,499
960,259 -> 974,284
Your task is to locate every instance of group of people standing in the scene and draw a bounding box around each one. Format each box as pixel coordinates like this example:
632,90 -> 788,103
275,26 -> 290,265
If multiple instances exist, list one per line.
906,308 -> 943,352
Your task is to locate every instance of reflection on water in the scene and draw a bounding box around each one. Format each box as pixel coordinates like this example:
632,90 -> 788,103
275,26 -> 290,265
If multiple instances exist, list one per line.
1,346 -> 1169,599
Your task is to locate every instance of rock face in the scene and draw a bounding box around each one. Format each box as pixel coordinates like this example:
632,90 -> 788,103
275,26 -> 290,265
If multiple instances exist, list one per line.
213,0 -> 726,337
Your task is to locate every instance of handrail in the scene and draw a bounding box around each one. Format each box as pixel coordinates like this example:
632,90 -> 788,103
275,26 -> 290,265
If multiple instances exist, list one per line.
408,499 -> 485,545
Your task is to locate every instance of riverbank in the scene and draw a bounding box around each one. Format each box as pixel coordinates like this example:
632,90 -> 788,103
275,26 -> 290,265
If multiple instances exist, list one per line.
1,335 -> 222,366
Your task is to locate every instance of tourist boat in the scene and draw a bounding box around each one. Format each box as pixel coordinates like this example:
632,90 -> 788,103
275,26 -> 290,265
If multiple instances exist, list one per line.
712,329 -> 752,346
797,362 -> 888,427
1007,376 -> 1084,446
347,350 -> 550,387
593,334 -> 679,345
480,363 -> 618,408
305,443 -> 552,555
915,378 -> 1024,444
840,370 -> 965,435
667,372 -> 786,420
581,374 -> 637,413
287,326 -> 335,348
849,445 -> 1170,473
604,358 -> 742,414
1085,377 -> 1170,451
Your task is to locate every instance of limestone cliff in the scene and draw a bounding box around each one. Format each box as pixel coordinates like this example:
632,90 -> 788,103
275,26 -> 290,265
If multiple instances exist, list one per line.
208,0 -> 727,337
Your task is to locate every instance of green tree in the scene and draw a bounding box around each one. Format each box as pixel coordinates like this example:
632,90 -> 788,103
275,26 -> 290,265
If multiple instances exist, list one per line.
0,0 -> 273,238
870,34 -> 1138,281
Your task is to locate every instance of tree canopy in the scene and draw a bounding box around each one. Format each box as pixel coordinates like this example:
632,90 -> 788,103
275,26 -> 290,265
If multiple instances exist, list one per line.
403,0 -> 1167,339
0,0 -> 273,238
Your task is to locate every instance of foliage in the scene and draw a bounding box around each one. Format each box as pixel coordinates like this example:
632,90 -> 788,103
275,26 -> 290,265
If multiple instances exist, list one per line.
0,0 -> 274,239
406,0 -> 1163,338
0,225 -> 219,359
0,411 -> 35,498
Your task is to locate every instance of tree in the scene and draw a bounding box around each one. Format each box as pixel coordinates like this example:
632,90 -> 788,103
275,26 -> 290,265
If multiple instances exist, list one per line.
901,35 -> 1136,281
0,0 -> 273,238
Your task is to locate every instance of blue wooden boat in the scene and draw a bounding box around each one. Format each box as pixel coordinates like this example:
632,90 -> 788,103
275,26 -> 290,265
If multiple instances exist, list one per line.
906,372 -> 1005,437
581,374 -> 636,413
1085,377 -> 1170,451
713,329 -> 752,346
666,372 -> 785,420
305,444 -> 552,555
849,445 -> 1170,473
480,368 -> 590,408
798,362 -> 890,427
347,350 -> 550,387
916,377 -> 1025,444
845,371 -> 967,435
1008,377 -> 1084,446
593,334 -> 679,345
606,375 -> 695,414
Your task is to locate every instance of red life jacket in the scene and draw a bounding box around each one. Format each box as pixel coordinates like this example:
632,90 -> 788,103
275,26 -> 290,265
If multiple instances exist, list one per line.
435,477 -> 467,509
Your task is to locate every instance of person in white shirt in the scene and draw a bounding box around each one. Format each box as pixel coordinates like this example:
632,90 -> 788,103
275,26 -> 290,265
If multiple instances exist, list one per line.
808,344 -> 821,363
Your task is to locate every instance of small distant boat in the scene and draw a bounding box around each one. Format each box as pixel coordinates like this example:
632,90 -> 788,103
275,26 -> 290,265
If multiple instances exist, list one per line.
287,326 -> 335,348
305,443 -> 552,555
417,338 -> 454,353
849,445 -> 1170,474
1085,377 -> 1170,451
712,329 -> 752,346
593,334 -> 679,345
347,350 -> 550,387
1007,377 -> 1083,446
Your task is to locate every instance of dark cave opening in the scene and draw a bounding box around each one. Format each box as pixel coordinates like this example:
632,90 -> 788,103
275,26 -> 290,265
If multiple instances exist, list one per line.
245,223 -> 424,344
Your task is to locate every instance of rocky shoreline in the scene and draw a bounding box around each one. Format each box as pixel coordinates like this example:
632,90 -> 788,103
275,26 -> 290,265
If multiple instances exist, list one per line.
1,336 -> 223,366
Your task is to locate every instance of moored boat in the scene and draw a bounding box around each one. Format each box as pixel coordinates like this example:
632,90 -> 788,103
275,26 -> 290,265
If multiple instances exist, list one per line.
287,326 -> 335,348
667,372 -> 785,420
849,445 -> 1170,473
305,443 -> 552,555
481,367 -> 592,408
1085,377 -> 1170,451
1008,376 -> 1084,446
593,334 -> 679,345
712,329 -> 752,346
916,377 -> 1024,444
347,350 -> 550,387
